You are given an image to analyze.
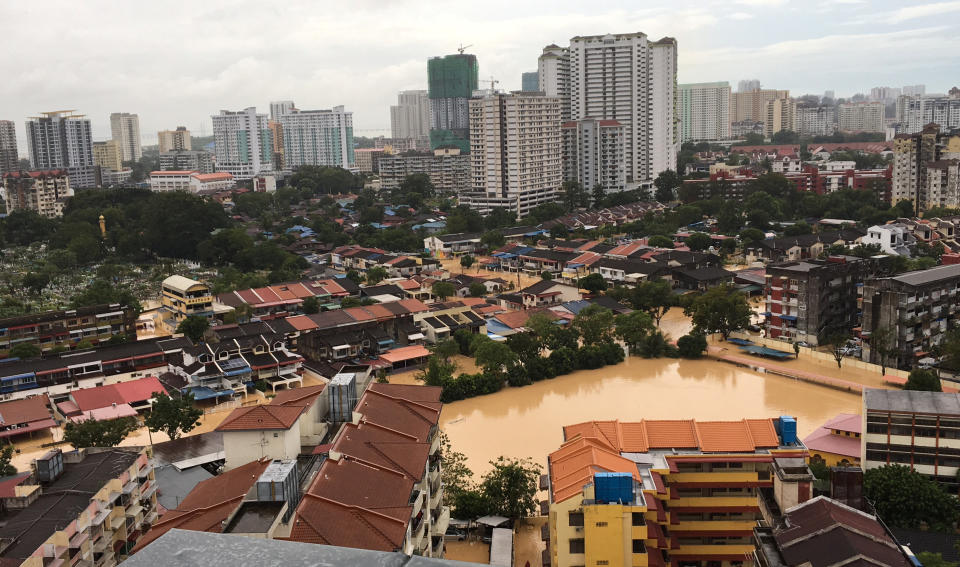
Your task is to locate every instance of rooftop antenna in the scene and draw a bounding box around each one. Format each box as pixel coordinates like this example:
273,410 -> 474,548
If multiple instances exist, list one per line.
457,43 -> 473,54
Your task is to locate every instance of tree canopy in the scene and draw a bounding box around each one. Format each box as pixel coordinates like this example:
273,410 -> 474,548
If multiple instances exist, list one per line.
685,285 -> 751,339
144,393 -> 203,441
479,456 -> 542,520
864,465 -> 958,532
64,417 -> 139,448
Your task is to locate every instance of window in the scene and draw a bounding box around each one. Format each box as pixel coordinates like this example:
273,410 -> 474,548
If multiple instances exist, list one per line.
631,512 -> 646,526
568,512 -> 584,526
569,538 -> 585,554
595,521 -> 608,527
632,539 -> 646,553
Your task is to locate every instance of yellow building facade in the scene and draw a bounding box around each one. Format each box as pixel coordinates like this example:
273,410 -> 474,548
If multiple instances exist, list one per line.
93,140 -> 124,171
160,275 -> 213,326
548,419 -> 811,567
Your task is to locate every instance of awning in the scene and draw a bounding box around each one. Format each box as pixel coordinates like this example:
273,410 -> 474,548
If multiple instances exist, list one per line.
380,345 -> 430,364
189,387 -> 235,400
476,515 -> 510,527
0,418 -> 57,438
407,333 -> 425,341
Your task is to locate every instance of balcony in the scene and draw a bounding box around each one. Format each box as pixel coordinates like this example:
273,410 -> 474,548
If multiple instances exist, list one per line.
430,434 -> 441,455
412,514 -> 427,544
429,488 -> 442,511
109,514 -> 125,531
410,490 -> 424,518
434,506 -> 450,535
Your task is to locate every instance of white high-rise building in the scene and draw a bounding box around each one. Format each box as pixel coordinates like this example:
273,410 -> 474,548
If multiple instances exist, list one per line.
279,106 -> 354,171
390,90 -> 430,141
110,112 -> 142,161
461,91 -> 562,217
0,120 -> 17,175
738,79 -> 761,93
838,102 -> 885,133
896,95 -> 960,134
567,33 -> 678,188
269,101 -> 296,120
903,85 -> 926,97
211,107 -> 273,179
537,44 -> 570,122
678,82 -> 731,142
25,111 -> 97,188
561,119 -> 626,193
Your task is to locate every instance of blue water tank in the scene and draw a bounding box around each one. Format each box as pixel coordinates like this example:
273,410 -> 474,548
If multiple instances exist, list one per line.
780,416 -> 797,446
594,472 -> 633,504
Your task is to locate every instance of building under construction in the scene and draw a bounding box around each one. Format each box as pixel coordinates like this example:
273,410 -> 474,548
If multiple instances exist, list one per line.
427,53 -> 478,153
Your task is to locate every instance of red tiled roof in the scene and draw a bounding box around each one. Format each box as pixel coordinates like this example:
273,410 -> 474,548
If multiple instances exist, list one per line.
133,459 -> 272,552
269,384 -> 326,407
494,308 -> 557,330
216,404 -> 306,431
0,395 -> 52,426
286,493 -> 409,552
0,473 -> 32,498
355,384 -> 442,442
70,377 -> 167,412
775,496 -> 909,567
286,315 -> 319,331
333,422 -> 429,480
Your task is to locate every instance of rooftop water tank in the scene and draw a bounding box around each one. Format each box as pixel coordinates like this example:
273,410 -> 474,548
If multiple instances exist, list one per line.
779,415 -> 797,446
594,472 -> 633,504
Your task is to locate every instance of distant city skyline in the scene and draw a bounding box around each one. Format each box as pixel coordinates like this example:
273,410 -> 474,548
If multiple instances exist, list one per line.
1,0 -> 958,150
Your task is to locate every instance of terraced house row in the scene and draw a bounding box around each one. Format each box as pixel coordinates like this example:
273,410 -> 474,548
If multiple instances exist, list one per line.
131,384 -> 449,559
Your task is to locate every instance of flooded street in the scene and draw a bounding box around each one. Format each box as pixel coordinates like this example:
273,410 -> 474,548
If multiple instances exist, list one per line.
440,356 -> 861,477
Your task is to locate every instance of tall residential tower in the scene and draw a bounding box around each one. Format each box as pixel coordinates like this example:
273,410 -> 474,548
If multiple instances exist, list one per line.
390,90 -> 430,143
461,91 -> 562,217
158,127 -> 191,152
211,107 -> 273,179
0,120 -> 17,175
279,106 -> 354,171
427,53 -> 479,153
110,112 -> 142,161
25,110 -> 97,188
678,82 -> 731,142
567,33 -> 678,188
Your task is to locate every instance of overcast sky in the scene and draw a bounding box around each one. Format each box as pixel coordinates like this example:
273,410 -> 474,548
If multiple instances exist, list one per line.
2,0 -> 958,149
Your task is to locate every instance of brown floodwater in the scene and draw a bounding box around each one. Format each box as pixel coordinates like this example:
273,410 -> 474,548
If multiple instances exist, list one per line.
440,355 -> 861,477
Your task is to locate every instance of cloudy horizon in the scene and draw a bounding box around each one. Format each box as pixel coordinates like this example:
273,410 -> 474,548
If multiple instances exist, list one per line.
2,0 -> 958,151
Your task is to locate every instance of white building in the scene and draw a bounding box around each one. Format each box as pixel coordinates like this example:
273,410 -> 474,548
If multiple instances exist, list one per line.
861,224 -> 913,256
561,119 -> 626,193
738,79 -> 761,92
279,106 -> 354,171
924,159 -> 960,209
25,110 -> 97,188
390,90 -> 430,141
150,170 -> 234,193
212,107 -> 273,179
796,105 -> 836,136
838,102 -> 885,133
678,82 -> 731,142
110,112 -> 142,161
157,126 -> 191,152
160,149 -> 214,174
461,91 -> 562,217
189,172 -> 235,193
568,33 -> 678,188
896,95 -> 960,134
149,170 -> 195,192
869,87 -> 901,103
537,44 -> 571,122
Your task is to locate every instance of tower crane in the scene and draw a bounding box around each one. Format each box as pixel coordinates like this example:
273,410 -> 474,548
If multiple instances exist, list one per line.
457,43 -> 473,54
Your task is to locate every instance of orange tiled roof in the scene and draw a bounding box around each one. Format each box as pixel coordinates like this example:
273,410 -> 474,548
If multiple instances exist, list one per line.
549,437 -> 640,503
286,315 -> 318,331
216,404 -> 306,431
562,418 -> 782,454
134,459 -> 272,552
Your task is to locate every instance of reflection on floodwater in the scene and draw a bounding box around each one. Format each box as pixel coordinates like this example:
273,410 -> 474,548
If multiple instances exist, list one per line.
441,355 -> 860,477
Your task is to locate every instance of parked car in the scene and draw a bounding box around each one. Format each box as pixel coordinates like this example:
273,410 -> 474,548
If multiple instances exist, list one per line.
444,527 -> 466,541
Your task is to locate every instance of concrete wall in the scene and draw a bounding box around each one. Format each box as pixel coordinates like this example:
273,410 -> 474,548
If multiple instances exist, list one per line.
737,334 -> 909,378
222,422 -> 302,470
